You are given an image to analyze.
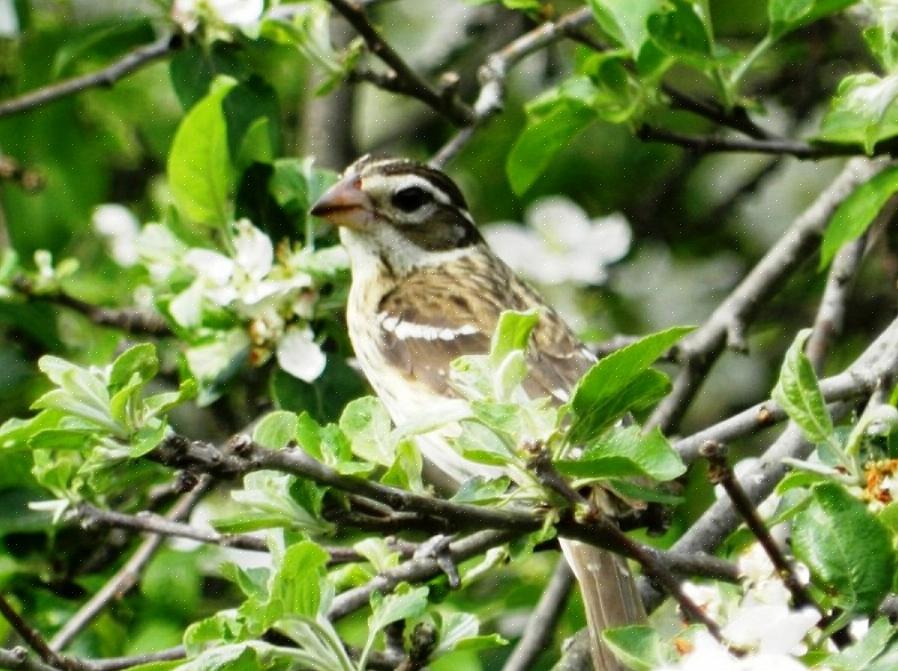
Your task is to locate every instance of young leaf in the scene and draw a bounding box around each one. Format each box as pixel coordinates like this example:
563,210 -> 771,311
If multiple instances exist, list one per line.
368,585 -> 429,636
338,397 -> 394,467
587,0 -> 666,59
825,617 -> 896,671
253,411 -> 299,450
792,483 -> 894,614
109,343 -> 159,390
273,540 -> 330,618
817,73 -> 898,153
771,329 -> 836,448
768,0 -> 856,39
820,164 -> 898,268
506,88 -> 595,195
555,426 -> 685,482
489,309 -> 539,363
568,326 -> 692,442
167,77 -> 236,227
602,625 -> 671,671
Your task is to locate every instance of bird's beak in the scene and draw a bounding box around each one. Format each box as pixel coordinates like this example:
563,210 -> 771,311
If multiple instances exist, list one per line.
310,174 -> 374,230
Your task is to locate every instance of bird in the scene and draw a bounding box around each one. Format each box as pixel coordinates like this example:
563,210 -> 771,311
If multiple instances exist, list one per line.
311,154 -> 645,670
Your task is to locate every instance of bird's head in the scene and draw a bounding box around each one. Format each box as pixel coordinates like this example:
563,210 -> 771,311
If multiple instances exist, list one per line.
310,156 -> 483,273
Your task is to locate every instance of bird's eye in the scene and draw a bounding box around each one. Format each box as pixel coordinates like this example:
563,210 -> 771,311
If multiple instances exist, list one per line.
391,186 -> 432,212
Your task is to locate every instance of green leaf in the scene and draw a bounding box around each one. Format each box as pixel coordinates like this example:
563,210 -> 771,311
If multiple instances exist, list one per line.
109,343 -> 159,390
602,625 -> 670,671
274,540 -> 330,618
821,164 -> 898,268
568,325 -> 692,442
826,617 -> 896,671
338,397 -> 394,467
434,612 -> 506,654
506,92 -> 595,195
368,584 -> 429,635
131,420 -> 168,457
771,329 -> 836,447
647,0 -> 713,70
817,73 -> 898,153
167,77 -> 236,227
253,411 -> 299,450
556,426 -> 685,482
453,420 -> 515,466
381,438 -> 423,492
768,0 -> 856,39
587,0 -> 665,58
451,475 -> 512,504
792,483 -> 894,614
490,309 -> 539,362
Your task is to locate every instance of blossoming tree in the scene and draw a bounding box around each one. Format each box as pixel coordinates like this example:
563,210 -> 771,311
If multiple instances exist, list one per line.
2,1 -> 898,671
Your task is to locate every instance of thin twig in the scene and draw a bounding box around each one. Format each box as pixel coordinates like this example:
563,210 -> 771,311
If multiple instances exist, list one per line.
527,448 -> 723,640
13,278 -> 171,336
0,34 -> 180,119
0,648 -> 60,671
431,7 -> 594,166
636,125 -> 866,159
86,647 -> 186,671
49,477 -> 213,652
0,596 -> 72,670
661,86 -> 773,140
324,0 -> 473,125
502,560 -> 573,671
647,157 -> 889,434
71,503 -> 382,565
327,530 -> 517,620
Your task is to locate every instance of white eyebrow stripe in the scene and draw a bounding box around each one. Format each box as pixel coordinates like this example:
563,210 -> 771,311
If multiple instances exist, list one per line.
379,314 -> 480,341
364,172 -> 452,206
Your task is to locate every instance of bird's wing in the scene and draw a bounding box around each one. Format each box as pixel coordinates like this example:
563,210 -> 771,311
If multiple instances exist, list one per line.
376,260 -> 594,402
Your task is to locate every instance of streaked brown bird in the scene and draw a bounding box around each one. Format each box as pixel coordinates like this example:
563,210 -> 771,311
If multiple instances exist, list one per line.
312,155 -> 644,670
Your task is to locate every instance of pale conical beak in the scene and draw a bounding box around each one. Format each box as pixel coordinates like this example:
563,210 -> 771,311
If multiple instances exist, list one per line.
310,175 -> 374,230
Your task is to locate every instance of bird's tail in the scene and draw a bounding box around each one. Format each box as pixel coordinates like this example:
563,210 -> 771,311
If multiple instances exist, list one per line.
560,539 -> 646,671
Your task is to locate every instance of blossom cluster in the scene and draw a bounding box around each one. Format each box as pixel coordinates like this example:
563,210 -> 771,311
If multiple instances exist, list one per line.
94,204 -> 346,396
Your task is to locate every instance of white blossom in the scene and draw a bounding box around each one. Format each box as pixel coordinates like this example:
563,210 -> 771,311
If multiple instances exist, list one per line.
657,631 -> 808,671
484,196 -> 631,286
93,204 -> 140,267
0,0 -> 19,38
170,220 -> 312,327
276,326 -> 326,383
172,0 -> 264,32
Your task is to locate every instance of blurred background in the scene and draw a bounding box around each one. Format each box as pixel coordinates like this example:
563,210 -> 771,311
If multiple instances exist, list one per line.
0,1 -> 895,668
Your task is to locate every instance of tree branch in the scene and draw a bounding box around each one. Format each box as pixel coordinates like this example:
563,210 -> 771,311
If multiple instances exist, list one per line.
13,278 -> 171,337
0,596 -> 73,671
502,560 -> 573,671
323,0 -> 473,125
431,7 -> 593,166
636,125 -> 866,159
49,477 -> 213,652
0,34 -> 181,119
647,157 -> 890,434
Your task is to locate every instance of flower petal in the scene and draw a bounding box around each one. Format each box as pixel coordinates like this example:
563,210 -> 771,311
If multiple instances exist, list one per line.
233,219 -> 273,280
184,249 -> 234,285
276,327 -> 326,382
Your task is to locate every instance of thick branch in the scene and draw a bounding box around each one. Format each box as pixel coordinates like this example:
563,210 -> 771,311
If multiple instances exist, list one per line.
147,436 -> 739,584
0,34 -> 180,119
647,157 -> 889,433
